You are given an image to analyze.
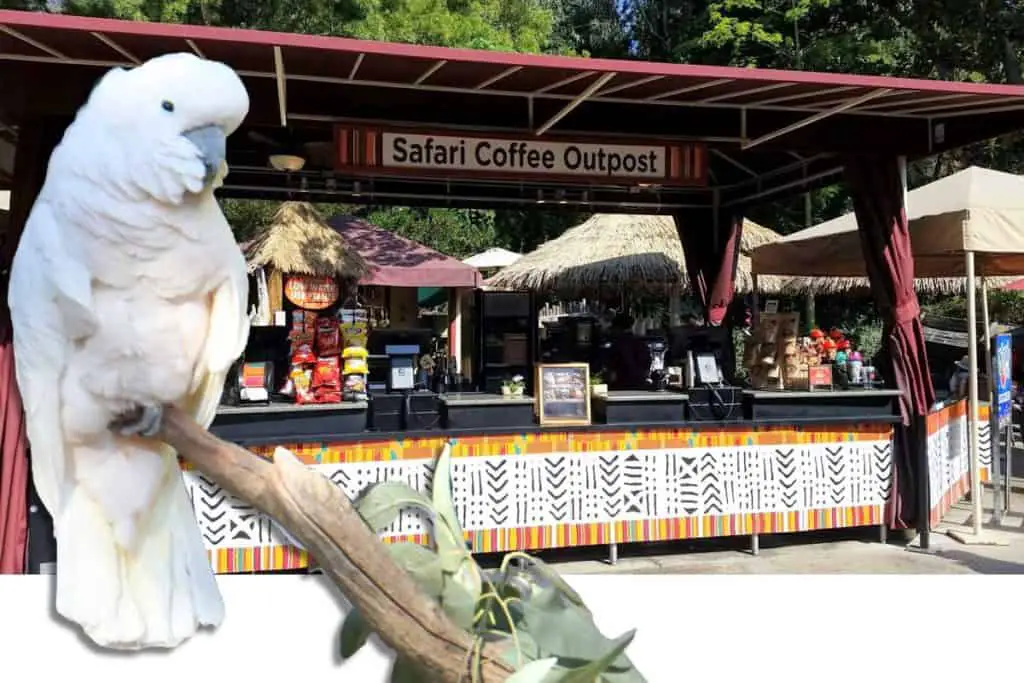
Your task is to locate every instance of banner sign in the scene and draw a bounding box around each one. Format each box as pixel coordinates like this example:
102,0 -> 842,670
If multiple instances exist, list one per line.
335,126 -> 707,186
995,333 -> 1013,426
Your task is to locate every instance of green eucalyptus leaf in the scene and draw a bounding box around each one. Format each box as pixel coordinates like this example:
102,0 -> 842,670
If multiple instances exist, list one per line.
439,574 -> 477,631
387,542 -> 445,599
557,630 -> 639,683
427,442 -> 483,603
389,656 -> 420,683
431,442 -> 469,553
355,481 -> 435,533
508,658 -> 560,683
520,557 -> 590,613
339,608 -> 370,660
499,630 -> 542,669
517,599 -> 644,682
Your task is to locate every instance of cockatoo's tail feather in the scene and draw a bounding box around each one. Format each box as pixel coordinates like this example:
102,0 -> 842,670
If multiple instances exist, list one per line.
55,445 -> 224,650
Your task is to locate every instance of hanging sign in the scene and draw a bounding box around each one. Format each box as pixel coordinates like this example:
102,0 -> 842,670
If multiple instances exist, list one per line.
335,126 -> 707,187
284,275 -> 340,310
995,333 -> 1013,427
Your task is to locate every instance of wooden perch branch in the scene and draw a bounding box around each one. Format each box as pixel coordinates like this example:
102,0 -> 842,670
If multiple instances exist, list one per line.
157,405 -> 515,682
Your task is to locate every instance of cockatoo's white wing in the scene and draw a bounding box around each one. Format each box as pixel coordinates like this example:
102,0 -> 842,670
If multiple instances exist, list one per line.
184,244 -> 249,430
9,200 -> 99,519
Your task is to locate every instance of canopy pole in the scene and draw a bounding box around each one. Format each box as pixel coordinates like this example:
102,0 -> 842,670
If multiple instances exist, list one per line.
803,193 -> 815,333
751,274 -> 761,328
966,252 -> 983,537
981,276 -> 1001,523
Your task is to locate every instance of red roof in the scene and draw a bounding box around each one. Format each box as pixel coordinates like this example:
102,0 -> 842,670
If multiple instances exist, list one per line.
3,10 -> 1024,209
330,215 -> 481,289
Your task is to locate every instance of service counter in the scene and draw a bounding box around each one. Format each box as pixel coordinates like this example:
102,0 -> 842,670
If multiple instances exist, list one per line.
925,399 -> 992,528
189,390 -> 906,573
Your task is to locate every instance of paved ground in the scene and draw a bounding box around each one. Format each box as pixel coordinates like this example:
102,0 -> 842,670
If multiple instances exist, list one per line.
495,488 -> 1024,575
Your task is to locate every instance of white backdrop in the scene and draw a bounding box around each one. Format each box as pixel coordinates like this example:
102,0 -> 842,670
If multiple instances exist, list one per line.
1,573 -> 1018,682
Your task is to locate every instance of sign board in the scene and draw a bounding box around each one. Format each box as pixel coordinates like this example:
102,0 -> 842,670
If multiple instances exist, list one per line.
335,126 -> 708,186
536,363 -> 591,426
284,275 -> 340,310
807,365 -> 833,391
995,333 -> 1013,426
763,299 -> 779,315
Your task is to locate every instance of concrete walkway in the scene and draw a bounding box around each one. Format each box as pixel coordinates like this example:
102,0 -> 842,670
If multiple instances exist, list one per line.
524,491 -> 1024,575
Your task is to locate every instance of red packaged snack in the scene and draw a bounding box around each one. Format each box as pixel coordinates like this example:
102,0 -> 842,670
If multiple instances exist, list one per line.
313,356 -> 342,404
290,364 -> 315,404
313,356 -> 341,388
316,316 -> 341,357
291,341 -> 316,365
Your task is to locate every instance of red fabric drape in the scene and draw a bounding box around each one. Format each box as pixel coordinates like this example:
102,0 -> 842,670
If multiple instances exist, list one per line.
845,156 -> 935,530
0,120 -> 62,573
0,319 -> 28,574
845,157 -> 935,419
673,209 -> 745,326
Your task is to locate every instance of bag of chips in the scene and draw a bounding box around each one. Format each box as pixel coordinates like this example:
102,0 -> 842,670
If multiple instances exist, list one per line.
290,365 -> 315,404
313,356 -> 342,403
291,341 -> 316,366
316,316 -> 341,357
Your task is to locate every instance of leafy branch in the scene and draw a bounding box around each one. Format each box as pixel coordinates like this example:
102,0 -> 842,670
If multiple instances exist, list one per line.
156,405 -> 644,682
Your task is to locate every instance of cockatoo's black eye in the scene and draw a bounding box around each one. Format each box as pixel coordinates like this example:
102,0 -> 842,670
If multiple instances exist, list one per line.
161,100 -> 175,112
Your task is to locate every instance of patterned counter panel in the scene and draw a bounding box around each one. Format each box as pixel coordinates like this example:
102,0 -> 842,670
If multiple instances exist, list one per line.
927,401 -> 993,528
182,423 -> 895,573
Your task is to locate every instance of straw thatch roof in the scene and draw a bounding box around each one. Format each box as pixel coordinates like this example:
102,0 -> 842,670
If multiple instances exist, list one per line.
244,202 -> 368,280
486,213 -> 785,297
777,275 -> 1017,296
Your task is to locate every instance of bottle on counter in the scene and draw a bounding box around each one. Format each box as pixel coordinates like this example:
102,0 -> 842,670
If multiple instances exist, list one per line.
848,351 -> 863,385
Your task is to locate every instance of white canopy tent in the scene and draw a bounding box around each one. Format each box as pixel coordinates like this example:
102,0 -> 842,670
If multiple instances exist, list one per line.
462,247 -> 522,270
752,166 -> 1024,539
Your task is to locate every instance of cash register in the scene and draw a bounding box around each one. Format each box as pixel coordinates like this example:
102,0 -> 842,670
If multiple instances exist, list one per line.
669,326 -> 741,421
366,329 -> 440,431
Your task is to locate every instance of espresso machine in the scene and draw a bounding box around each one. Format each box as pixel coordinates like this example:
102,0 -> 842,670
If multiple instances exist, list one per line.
645,337 -> 668,391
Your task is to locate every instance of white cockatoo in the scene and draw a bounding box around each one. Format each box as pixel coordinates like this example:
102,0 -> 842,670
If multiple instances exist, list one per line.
8,53 -> 250,649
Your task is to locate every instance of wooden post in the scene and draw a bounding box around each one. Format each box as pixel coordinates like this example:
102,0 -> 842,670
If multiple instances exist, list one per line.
267,268 -> 284,319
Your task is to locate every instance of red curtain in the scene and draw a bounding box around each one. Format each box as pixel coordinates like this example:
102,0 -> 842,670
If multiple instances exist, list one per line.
845,155 -> 935,531
0,318 -> 28,574
0,120 -> 62,573
673,209 -> 745,326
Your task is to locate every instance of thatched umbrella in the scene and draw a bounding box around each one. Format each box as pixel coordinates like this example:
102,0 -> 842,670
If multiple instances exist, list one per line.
777,275 -> 1016,296
245,201 -> 368,279
486,214 -> 783,298
244,202 -> 369,317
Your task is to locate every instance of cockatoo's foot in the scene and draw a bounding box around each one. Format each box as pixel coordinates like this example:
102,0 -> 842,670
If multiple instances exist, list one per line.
110,404 -> 164,438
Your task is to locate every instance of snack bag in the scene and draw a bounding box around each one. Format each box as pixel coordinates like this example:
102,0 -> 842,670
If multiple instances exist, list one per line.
313,356 -> 342,403
291,340 -> 316,365
316,316 -> 341,357
290,365 -> 315,404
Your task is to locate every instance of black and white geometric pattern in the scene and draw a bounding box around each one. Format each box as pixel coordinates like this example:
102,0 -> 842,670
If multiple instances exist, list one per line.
182,437 -> 894,553
928,407 -> 992,508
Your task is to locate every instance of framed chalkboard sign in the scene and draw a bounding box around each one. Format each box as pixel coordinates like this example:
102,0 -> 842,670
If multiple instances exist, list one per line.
536,363 -> 591,426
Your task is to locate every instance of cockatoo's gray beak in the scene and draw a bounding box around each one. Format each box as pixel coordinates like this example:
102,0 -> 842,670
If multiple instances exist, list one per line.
182,125 -> 227,188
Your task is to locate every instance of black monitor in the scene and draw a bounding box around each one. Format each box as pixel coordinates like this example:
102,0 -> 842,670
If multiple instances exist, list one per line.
668,326 -> 735,384
367,328 -> 433,356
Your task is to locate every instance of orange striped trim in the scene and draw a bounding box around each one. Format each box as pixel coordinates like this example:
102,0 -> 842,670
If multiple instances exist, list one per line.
204,504 -> 886,573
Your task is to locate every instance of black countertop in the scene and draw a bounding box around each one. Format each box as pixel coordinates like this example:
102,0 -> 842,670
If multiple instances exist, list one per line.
745,389 -> 902,400
210,389 -> 904,447
439,392 -> 535,406
217,401 -> 368,415
214,414 -> 902,447
593,390 -> 689,403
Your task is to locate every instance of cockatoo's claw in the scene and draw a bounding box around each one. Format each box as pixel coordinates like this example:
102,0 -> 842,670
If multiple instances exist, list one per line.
111,404 -> 164,438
